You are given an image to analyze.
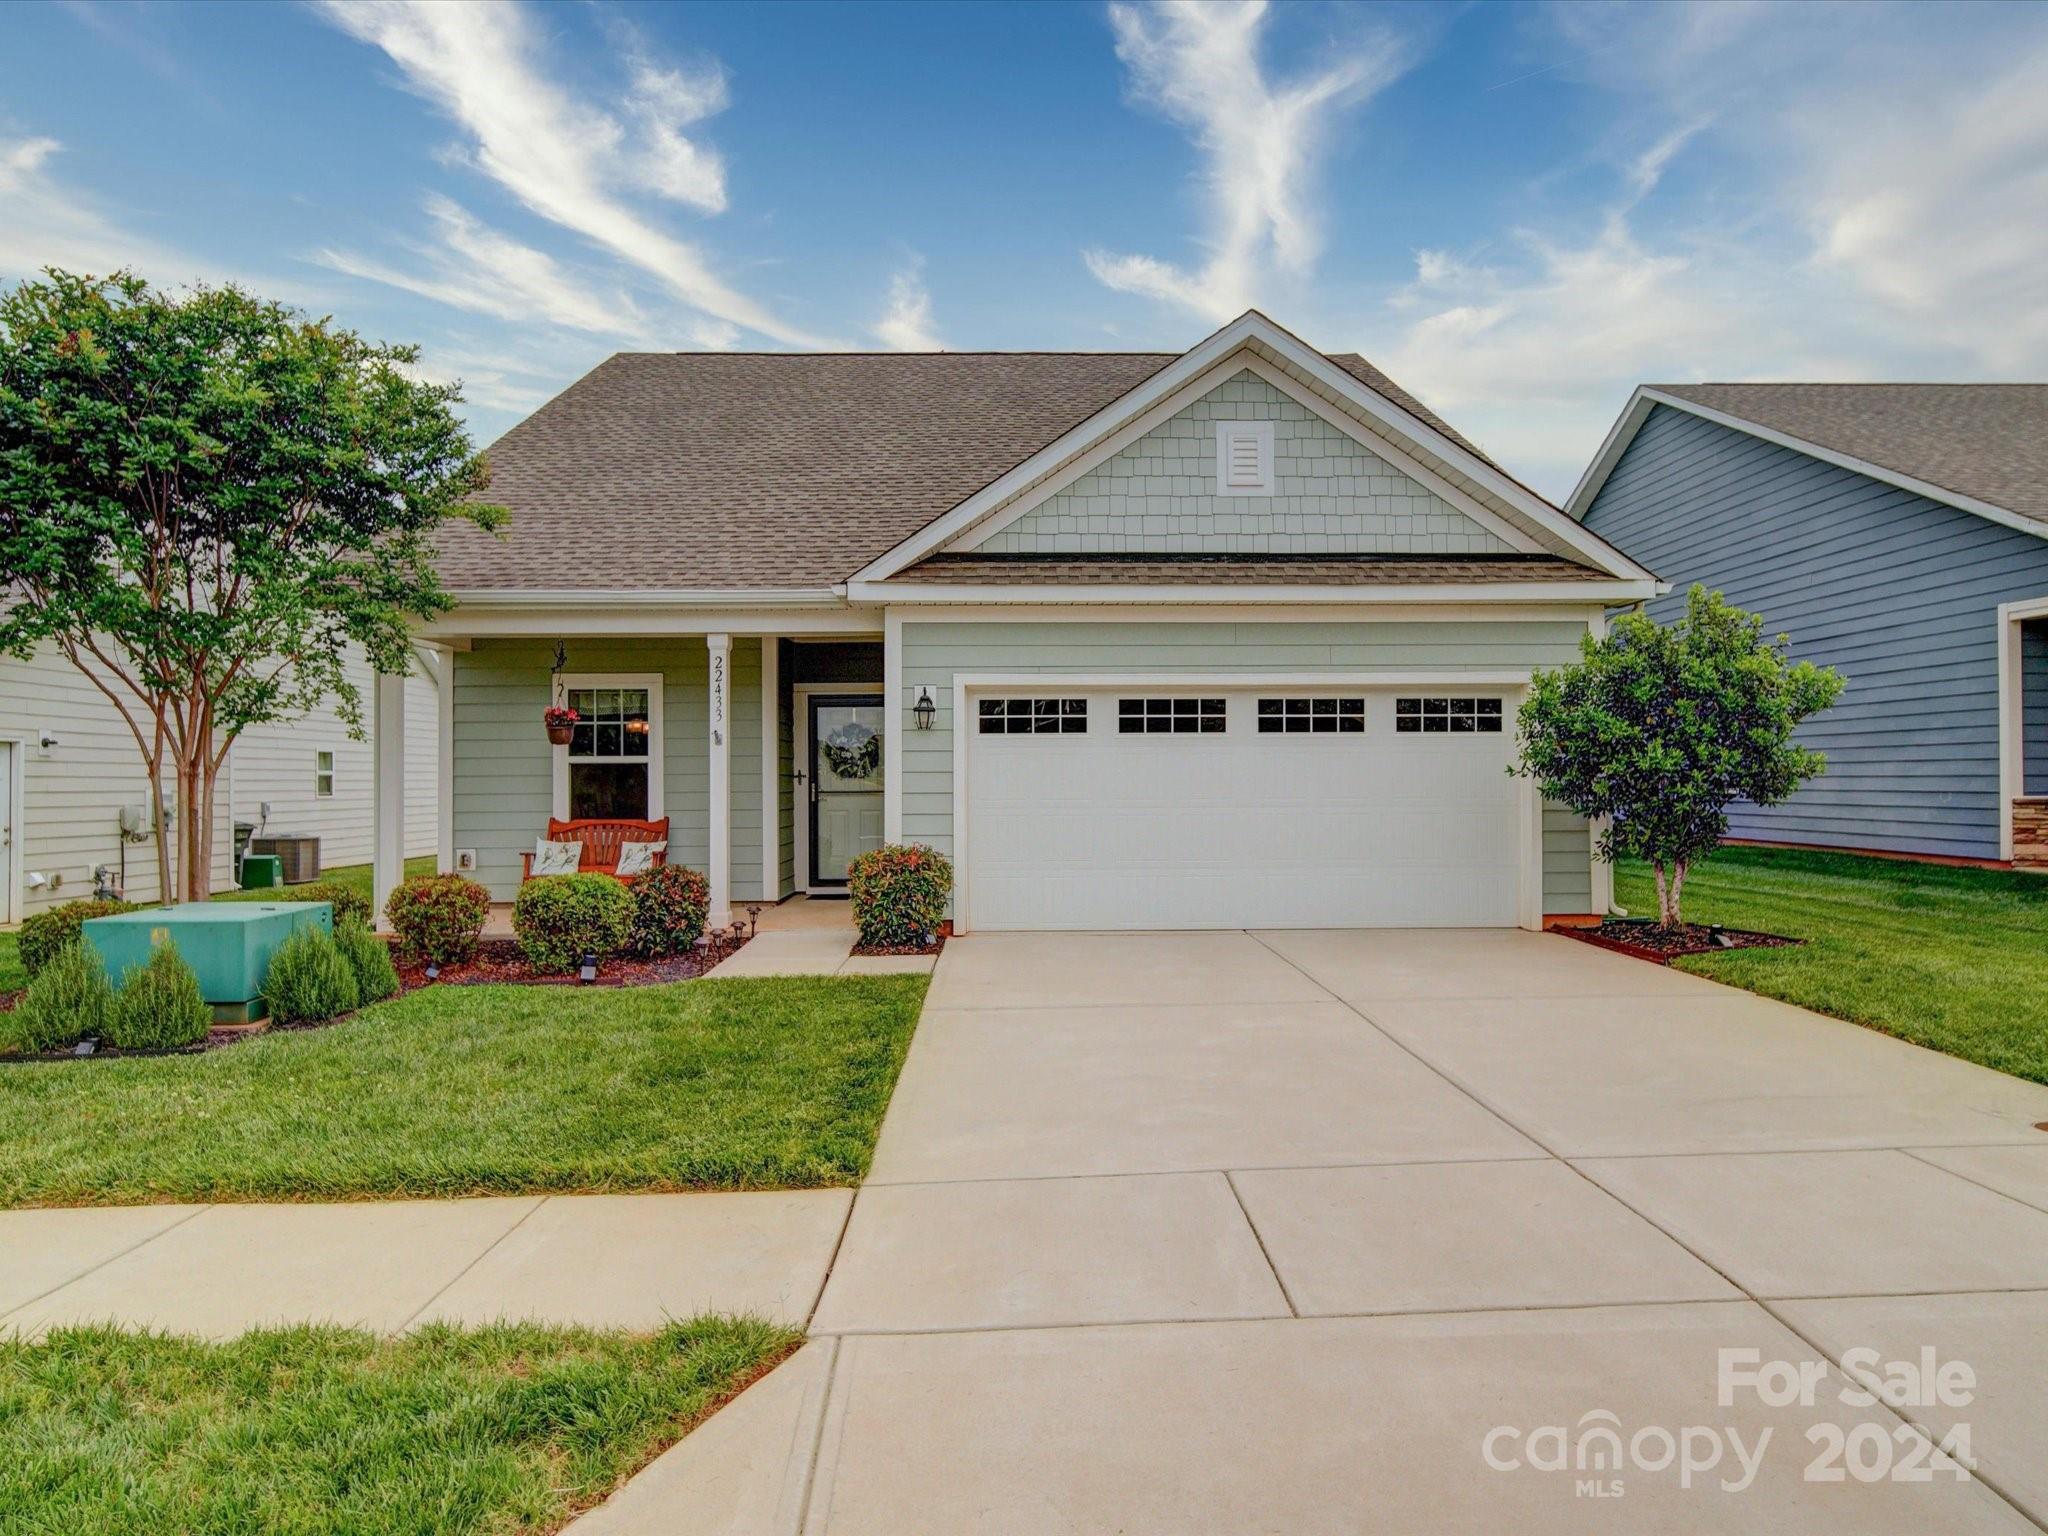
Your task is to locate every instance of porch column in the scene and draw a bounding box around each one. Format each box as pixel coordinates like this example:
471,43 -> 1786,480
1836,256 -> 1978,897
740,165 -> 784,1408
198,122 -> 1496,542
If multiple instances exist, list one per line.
707,632 -> 733,929
372,668 -> 406,933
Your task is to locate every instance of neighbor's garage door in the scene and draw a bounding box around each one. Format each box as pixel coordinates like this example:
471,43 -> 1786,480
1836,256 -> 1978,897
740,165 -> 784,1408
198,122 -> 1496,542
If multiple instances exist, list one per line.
963,689 -> 1522,931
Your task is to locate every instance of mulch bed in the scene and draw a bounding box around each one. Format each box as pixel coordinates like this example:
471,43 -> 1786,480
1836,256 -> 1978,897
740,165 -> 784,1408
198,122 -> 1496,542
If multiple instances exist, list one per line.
390,934 -> 748,991
1558,920 -> 1802,964
849,934 -> 946,958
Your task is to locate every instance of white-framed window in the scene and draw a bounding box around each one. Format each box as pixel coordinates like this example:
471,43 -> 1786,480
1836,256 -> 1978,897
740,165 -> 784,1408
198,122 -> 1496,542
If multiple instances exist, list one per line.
1118,697 -> 1226,735
1214,419 -> 1275,496
314,749 -> 334,797
1257,697 -> 1364,734
1395,696 -> 1504,734
978,697 -> 1087,735
554,674 -> 664,820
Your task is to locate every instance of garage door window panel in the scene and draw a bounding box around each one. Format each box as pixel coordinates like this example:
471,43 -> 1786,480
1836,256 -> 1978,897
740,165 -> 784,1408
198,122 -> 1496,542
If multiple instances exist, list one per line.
1257,697 -> 1364,734
1395,696 -> 1503,734
979,697 -> 1087,735
1118,697 -> 1226,735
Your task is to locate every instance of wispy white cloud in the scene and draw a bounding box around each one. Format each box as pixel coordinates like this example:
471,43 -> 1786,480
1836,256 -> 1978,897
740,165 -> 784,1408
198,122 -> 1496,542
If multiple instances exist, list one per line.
315,0 -> 824,346
874,258 -> 941,350
318,195 -> 638,336
1366,4 -> 2048,494
621,54 -> 730,213
1085,0 -> 1407,321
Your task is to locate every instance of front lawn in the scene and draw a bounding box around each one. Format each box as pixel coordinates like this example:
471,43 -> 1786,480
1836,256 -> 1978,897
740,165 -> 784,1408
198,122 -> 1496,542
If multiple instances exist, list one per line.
211,854 -> 437,911
1614,846 -> 2048,1084
0,975 -> 926,1207
0,1317 -> 798,1536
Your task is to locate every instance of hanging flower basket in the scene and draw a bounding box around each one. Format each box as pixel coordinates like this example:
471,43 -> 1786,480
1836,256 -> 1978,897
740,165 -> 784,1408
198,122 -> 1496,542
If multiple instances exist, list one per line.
543,705 -> 578,746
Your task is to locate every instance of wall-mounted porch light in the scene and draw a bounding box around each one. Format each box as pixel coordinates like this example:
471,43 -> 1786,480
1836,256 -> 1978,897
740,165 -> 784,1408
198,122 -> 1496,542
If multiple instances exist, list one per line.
913,686 -> 937,730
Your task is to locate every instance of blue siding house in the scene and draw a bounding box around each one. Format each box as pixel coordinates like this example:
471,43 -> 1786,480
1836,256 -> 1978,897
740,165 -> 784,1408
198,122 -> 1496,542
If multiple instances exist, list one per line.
1569,384 -> 2048,865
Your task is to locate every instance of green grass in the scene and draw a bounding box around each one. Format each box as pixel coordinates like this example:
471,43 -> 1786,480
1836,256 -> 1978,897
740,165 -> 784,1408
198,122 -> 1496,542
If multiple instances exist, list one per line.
0,1317 -> 799,1536
1614,845 -> 2048,1084
0,974 -> 926,1207
0,930 -> 21,994
210,855 -> 438,909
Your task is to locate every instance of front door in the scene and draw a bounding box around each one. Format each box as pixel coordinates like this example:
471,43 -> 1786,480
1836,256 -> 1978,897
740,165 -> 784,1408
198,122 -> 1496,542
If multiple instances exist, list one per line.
808,695 -> 884,888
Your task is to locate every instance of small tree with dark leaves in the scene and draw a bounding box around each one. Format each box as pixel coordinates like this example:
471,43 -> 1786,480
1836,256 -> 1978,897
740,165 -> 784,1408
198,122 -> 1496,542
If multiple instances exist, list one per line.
0,270 -> 504,900
1513,585 -> 1844,927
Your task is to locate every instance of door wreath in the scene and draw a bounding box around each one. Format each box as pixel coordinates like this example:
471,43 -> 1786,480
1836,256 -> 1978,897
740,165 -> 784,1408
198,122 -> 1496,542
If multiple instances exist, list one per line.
821,723 -> 881,781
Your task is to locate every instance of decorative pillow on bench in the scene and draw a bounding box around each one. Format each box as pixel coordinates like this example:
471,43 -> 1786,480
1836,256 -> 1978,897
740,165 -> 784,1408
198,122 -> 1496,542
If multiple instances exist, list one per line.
532,839 -> 583,877
614,840 -> 666,877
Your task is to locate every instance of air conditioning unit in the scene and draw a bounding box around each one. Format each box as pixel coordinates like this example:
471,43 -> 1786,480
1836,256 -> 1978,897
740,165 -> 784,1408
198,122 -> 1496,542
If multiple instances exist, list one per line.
249,833 -> 321,884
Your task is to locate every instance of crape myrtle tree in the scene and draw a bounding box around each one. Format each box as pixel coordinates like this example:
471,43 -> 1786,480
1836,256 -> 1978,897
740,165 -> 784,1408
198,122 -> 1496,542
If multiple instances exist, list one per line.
1512,585 -> 1844,928
0,270 -> 504,901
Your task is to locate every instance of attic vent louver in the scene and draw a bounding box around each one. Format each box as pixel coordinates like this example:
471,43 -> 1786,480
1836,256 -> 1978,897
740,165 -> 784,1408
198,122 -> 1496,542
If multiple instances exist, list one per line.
1215,420 -> 1275,496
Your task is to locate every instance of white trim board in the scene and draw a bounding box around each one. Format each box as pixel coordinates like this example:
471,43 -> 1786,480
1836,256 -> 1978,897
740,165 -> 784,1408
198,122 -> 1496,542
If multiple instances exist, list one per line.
951,352 -> 1546,557
851,311 -> 1652,584
1997,595 -> 2048,862
550,673 -> 666,824
792,682 -> 884,895
946,668 -> 1542,936
850,579 -> 1659,606
1566,387 -> 2048,547
878,601 -> 1614,626
0,735 -> 22,925
760,636 -> 781,901
421,606 -> 878,641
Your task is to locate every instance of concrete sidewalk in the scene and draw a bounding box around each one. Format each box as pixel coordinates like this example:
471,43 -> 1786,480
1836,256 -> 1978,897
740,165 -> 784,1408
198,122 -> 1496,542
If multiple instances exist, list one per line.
707,896 -> 936,979
0,1189 -> 851,1340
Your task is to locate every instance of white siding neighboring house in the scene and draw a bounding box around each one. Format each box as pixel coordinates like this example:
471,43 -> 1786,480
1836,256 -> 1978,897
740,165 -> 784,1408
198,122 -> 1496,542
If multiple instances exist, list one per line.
0,642 -> 437,922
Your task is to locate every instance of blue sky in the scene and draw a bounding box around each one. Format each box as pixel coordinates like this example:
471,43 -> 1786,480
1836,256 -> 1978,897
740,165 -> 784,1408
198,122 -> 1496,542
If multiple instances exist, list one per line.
4,0 -> 2045,495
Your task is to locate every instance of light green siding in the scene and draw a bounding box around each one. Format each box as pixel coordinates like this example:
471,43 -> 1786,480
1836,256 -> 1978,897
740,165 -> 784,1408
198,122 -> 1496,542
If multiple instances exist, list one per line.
969,370 -> 1513,556
900,618 -> 1596,916
452,637 -> 767,902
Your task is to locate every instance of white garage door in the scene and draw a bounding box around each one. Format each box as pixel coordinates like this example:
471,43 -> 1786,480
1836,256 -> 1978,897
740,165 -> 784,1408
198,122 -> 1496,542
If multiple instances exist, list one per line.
963,688 -> 1523,931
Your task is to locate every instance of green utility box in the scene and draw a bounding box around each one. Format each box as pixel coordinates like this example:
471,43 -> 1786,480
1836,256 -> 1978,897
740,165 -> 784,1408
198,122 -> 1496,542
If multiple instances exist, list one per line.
83,902 -> 332,1024
239,853 -> 283,890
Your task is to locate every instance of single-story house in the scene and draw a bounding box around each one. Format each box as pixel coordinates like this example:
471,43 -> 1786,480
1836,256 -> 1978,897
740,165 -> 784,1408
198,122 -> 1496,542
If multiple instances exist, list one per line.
1569,383 -> 2048,867
381,311 -> 1661,933
0,639 -> 438,920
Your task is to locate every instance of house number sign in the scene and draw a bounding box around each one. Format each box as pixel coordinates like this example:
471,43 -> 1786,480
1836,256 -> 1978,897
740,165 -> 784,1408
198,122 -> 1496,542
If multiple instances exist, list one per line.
710,652 -> 726,747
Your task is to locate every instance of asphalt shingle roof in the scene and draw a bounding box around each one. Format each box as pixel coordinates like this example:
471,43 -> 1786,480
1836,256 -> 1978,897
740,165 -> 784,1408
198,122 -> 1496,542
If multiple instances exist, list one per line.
433,350 -> 1503,592
1653,383 -> 2048,528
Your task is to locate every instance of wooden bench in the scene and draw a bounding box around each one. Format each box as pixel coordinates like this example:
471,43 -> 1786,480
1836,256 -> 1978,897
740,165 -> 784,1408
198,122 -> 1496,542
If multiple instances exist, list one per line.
520,817 -> 670,882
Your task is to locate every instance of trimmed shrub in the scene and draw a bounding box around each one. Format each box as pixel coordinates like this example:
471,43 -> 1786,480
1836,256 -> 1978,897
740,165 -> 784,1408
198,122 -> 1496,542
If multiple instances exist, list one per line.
218,878 -> 372,928
513,873 -> 635,973
106,944 -> 210,1051
847,843 -> 953,948
18,898 -> 140,980
385,874 -> 491,966
263,926 -> 361,1026
335,919 -> 401,1004
630,864 -> 711,957
7,941 -> 113,1054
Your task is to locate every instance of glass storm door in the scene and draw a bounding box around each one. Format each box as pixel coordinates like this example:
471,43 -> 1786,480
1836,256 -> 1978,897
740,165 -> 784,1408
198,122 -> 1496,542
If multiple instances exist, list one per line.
809,695 -> 884,887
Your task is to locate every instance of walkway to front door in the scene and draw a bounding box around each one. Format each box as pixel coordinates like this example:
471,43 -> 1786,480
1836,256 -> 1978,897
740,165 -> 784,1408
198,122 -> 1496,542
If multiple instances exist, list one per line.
628,927 -> 2048,1534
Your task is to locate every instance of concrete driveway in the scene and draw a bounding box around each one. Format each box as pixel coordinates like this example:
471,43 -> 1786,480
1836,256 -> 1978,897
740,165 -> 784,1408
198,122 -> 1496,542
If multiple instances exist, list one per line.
596,929 -> 2048,1535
